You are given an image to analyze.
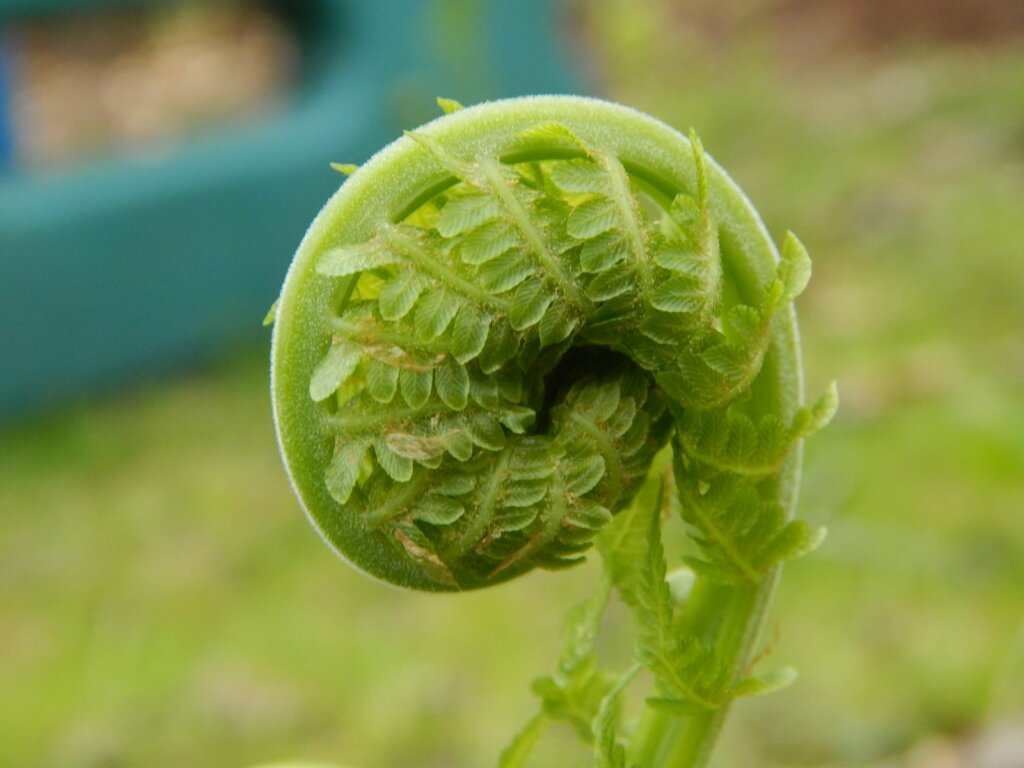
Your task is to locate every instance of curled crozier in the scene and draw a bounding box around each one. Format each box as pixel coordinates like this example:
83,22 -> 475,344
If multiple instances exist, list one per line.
270,96 -> 833,593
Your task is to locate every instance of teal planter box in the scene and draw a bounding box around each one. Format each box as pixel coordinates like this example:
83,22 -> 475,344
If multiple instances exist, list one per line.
0,0 -> 580,419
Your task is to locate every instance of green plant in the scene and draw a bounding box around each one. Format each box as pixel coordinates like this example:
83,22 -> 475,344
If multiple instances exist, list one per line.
268,95 -> 835,767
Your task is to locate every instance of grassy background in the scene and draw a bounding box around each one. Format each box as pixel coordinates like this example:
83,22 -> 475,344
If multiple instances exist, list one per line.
2,1 -> 1023,766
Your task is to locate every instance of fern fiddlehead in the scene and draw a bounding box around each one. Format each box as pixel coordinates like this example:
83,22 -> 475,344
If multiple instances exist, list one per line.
270,96 -> 834,767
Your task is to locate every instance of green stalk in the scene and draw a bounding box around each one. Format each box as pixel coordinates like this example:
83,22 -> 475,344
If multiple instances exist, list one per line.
658,579 -> 774,766
624,568 -> 783,767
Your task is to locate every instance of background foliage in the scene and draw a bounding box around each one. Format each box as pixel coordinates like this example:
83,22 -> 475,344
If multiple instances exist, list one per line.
2,1 -> 1022,766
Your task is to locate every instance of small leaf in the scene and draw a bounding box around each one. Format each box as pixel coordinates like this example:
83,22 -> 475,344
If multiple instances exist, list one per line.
538,300 -> 579,347
701,343 -> 749,383
586,268 -> 635,302
435,360 -> 470,410
503,479 -> 548,507
373,439 -> 414,482
567,500 -> 612,529
732,667 -> 798,698
459,220 -> 520,264
653,246 -> 702,275
726,412 -> 758,460
550,159 -> 607,195
493,506 -> 540,532
767,521 -> 827,563
477,249 -> 534,292
415,287 -> 461,340
262,299 -> 279,327
498,367 -> 524,402
399,367 -> 433,408
618,411 -> 650,454
325,439 -> 367,503
413,494 -> 465,525
756,413 -> 789,456
470,374 -> 500,409
648,275 -> 704,314
567,198 -> 618,239
605,396 -> 637,438
806,381 -> 839,434
436,96 -> 464,114
434,472 -> 475,496
450,306 -> 491,363
670,194 -> 700,227
478,321 -> 520,373
509,442 -> 555,479
574,381 -> 620,421
437,194 -> 504,238
497,406 -> 536,434
778,231 -> 812,304
444,429 -> 474,461
517,121 -> 585,148
330,162 -> 358,175
309,342 -> 361,401
467,413 -> 506,451
365,359 -> 399,403
378,270 -> 425,321
565,455 -> 606,495
728,304 -> 764,348
580,231 -> 630,273
508,279 -> 554,330
654,370 -> 689,403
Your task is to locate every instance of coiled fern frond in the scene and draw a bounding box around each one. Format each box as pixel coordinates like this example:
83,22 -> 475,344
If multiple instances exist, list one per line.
270,96 -> 834,766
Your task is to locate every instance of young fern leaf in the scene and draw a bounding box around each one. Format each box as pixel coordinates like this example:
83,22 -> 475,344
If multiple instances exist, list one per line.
499,575 -> 617,766
600,474 -> 733,711
270,96 -> 831,767
497,712 -> 546,768
594,663 -> 641,768
674,381 -> 839,479
673,465 -> 826,585
436,96 -> 465,115
530,575 -> 616,743
671,380 -> 836,585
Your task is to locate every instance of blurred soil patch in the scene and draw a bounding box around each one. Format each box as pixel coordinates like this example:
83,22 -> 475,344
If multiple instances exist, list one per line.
650,0 -> 1024,60
777,0 -> 1024,48
866,720 -> 1024,768
6,0 -> 297,168
776,0 -> 1024,59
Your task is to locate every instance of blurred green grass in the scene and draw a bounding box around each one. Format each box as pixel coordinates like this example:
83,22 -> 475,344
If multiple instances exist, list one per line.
2,2 -> 1023,766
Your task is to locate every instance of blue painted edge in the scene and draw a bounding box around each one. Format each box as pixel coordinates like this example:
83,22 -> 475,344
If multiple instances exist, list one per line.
0,30 -> 12,168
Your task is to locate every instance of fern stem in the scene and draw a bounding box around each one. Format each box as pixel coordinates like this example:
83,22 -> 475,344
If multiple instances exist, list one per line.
657,575 -> 777,766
